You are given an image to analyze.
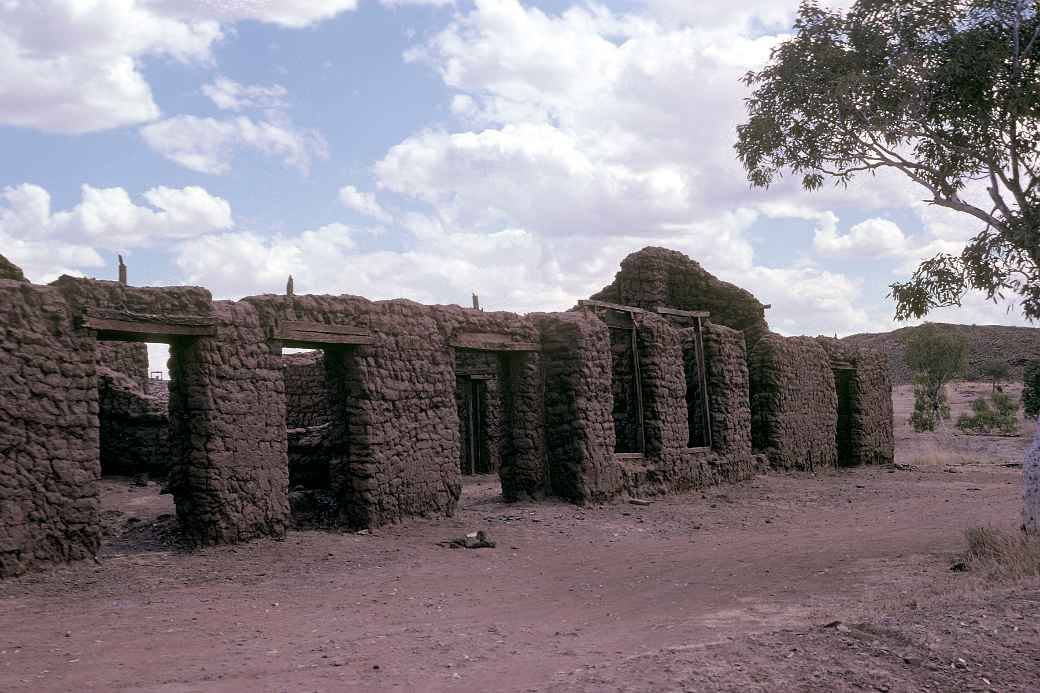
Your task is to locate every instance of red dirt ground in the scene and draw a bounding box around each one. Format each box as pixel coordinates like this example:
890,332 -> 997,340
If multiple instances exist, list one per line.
1,386 -> 1037,692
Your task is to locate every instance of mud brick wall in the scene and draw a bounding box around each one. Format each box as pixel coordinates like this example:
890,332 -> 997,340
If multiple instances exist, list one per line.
848,349 -> 895,465
96,342 -> 149,391
245,295 -> 545,525
167,301 -> 290,545
51,276 -> 213,317
536,311 -> 620,502
0,280 -> 99,578
750,334 -> 837,471
98,368 -> 170,478
816,338 -> 894,466
702,323 -> 754,465
283,350 -> 334,429
590,246 -> 769,346
632,313 -> 688,460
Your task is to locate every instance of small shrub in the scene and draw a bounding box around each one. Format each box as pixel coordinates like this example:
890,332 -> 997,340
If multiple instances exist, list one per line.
1024,362 -> 1040,419
909,373 -> 950,432
979,359 -> 1011,392
965,527 -> 1040,580
956,391 -> 1019,434
904,325 -> 965,432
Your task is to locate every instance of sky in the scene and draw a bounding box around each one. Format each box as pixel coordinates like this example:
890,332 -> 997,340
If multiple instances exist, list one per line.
2,0 -> 1034,373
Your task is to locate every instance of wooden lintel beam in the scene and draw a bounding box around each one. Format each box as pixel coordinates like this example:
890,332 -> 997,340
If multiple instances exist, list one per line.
451,332 -> 538,352
273,330 -> 375,348
83,316 -> 216,341
578,299 -> 646,314
655,306 -> 711,319
281,320 -> 370,337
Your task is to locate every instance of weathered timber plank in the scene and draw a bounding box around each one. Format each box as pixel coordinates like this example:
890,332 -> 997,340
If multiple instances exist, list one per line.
451,332 -> 539,352
273,329 -> 376,347
655,306 -> 711,318
281,321 -> 370,336
578,299 -> 646,314
83,316 -> 216,340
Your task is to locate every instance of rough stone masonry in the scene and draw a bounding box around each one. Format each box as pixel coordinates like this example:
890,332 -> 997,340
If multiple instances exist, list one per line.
0,248 -> 893,578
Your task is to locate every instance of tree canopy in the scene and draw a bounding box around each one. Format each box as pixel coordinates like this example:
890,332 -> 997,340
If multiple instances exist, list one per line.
736,0 -> 1040,320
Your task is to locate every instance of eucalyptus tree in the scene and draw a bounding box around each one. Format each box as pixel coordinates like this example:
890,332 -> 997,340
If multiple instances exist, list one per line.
736,0 -> 1040,530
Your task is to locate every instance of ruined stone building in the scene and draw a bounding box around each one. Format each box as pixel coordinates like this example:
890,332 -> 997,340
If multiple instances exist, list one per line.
0,247 -> 893,578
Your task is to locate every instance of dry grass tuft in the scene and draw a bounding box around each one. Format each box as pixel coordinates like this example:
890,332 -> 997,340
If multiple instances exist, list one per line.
965,527 -> 1040,580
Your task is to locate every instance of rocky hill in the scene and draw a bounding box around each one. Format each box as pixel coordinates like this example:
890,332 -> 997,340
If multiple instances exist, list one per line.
842,323 -> 1040,384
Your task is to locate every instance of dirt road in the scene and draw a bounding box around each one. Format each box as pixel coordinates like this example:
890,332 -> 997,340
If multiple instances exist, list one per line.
1,457 -> 1034,692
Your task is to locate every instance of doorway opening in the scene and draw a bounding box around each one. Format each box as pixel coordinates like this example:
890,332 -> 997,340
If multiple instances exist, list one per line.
89,322 -> 197,557
455,348 -> 507,504
283,345 -> 361,528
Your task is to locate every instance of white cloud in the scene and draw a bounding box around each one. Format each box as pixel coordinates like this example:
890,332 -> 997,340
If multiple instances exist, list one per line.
140,114 -> 328,174
813,217 -> 911,258
202,76 -> 288,111
0,1 -> 221,133
150,0 -> 360,28
376,124 -> 693,236
0,1 -> 363,134
338,186 -> 392,223
381,0 -> 454,7
0,182 -> 232,281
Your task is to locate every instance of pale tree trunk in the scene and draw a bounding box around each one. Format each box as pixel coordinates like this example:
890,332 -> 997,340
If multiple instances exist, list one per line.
1025,417 -> 1040,533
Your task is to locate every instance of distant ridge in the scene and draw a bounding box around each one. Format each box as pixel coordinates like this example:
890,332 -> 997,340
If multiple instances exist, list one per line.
841,323 -> 1040,384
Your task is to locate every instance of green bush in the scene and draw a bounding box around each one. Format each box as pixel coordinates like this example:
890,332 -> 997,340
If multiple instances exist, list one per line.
904,325 -> 965,432
1024,362 -> 1040,420
956,391 -> 1019,434
910,373 -> 950,432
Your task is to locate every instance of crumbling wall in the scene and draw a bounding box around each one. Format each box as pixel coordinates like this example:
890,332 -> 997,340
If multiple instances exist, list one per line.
97,368 -> 170,478
816,338 -> 895,466
96,342 -> 149,391
702,322 -> 754,466
0,280 -> 99,578
245,295 -> 545,526
167,301 -> 290,545
536,311 -> 619,502
590,247 -> 769,345
750,334 -> 837,471
284,350 -> 333,429
51,276 -> 213,317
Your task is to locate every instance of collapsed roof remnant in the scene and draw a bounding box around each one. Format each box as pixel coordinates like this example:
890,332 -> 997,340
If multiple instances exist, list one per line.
590,247 -> 770,344
0,254 -> 26,282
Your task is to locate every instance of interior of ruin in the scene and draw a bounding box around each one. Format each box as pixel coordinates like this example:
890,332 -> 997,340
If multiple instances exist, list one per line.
0,246 -> 894,578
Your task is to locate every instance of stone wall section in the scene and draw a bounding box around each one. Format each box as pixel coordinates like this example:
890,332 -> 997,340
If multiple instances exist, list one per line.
167,301 -> 290,545
97,367 -> 170,478
535,311 -> 619,502
284,350 -> 334,429
701,323 -> 754,465
96,342 -> 149,391
750,334 -> 838,471
0,280 -> 99,578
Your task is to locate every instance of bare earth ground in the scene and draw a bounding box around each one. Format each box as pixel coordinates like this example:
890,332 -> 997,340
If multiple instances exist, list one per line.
1,384 -> 1038,692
